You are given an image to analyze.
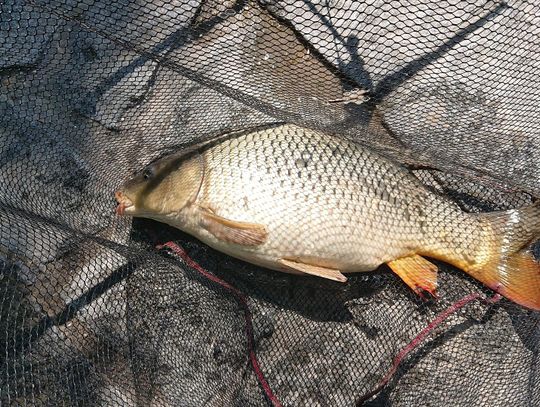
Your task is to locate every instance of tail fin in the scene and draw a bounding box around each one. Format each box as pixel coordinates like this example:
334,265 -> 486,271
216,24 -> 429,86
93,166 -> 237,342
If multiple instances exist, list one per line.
466,201 -> 540,310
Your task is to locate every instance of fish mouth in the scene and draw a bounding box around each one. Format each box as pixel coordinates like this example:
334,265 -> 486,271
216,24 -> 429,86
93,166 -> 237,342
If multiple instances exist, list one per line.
115,190 -> 134,216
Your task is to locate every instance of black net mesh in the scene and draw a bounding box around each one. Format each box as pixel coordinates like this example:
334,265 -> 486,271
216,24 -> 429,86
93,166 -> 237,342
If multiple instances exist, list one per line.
1,0 -> 540,406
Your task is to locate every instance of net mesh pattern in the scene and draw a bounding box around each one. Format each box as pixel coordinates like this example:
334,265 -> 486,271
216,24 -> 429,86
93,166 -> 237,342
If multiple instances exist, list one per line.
1,1 -> 539,406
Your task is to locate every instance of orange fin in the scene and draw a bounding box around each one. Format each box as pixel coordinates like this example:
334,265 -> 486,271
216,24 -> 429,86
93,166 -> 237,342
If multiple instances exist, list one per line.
387,255 -> 438,299
466,250 -> 540,310
279,259 -> 347,283
200,209 -> 268,246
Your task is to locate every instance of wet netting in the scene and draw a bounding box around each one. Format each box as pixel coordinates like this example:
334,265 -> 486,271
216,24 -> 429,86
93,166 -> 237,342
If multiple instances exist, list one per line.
1,0 -> 540,406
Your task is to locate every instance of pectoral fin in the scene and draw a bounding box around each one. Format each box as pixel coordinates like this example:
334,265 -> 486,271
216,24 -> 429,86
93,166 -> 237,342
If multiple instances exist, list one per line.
279,259 -> 347,282
200,209 -> 268,246
387,255 -> 438,299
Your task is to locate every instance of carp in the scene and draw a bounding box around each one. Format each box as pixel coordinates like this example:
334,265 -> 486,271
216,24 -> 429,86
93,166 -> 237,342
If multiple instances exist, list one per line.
115,124 -> 540,310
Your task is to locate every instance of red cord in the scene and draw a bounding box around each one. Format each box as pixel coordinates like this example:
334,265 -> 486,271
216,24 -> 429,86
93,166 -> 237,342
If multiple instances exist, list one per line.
158,241 -> 502,406
356,292 -> 502,405
157,242 -> 283,407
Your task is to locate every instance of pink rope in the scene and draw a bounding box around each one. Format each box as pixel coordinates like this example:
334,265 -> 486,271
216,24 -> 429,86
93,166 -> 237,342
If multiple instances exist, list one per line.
356,292 -> 502,405
157,242 -> 283,407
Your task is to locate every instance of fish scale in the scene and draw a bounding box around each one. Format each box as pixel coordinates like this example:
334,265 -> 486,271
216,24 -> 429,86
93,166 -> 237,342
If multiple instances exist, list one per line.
197,124 -> 466,271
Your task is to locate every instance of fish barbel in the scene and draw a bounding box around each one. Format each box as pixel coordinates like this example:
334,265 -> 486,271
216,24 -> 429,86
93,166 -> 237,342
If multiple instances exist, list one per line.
115,124 -> 540,310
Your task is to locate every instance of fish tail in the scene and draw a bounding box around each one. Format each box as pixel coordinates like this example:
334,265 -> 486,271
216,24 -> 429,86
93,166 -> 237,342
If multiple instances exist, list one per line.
465,201 -> 540,310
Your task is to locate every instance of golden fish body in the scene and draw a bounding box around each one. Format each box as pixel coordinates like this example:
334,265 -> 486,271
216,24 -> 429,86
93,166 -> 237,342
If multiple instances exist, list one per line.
176,126 -> 477,272
116,124 -> 540,309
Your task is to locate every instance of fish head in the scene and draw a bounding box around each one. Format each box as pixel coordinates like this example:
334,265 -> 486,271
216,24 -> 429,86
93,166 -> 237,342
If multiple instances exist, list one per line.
115,153 -> 204,219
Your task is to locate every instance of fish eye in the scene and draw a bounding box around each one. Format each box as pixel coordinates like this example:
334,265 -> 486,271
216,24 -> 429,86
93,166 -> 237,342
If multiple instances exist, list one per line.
142,168 -> 154,180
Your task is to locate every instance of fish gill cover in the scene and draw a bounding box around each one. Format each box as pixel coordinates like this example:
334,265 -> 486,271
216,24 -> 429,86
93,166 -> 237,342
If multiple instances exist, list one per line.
0,0 -> 539,406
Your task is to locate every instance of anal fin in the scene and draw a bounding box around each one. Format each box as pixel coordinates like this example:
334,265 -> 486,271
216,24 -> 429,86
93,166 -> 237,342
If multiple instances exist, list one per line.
200,209 -> 268,246
387,255 -> 438,299
279,258 -> 347,282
